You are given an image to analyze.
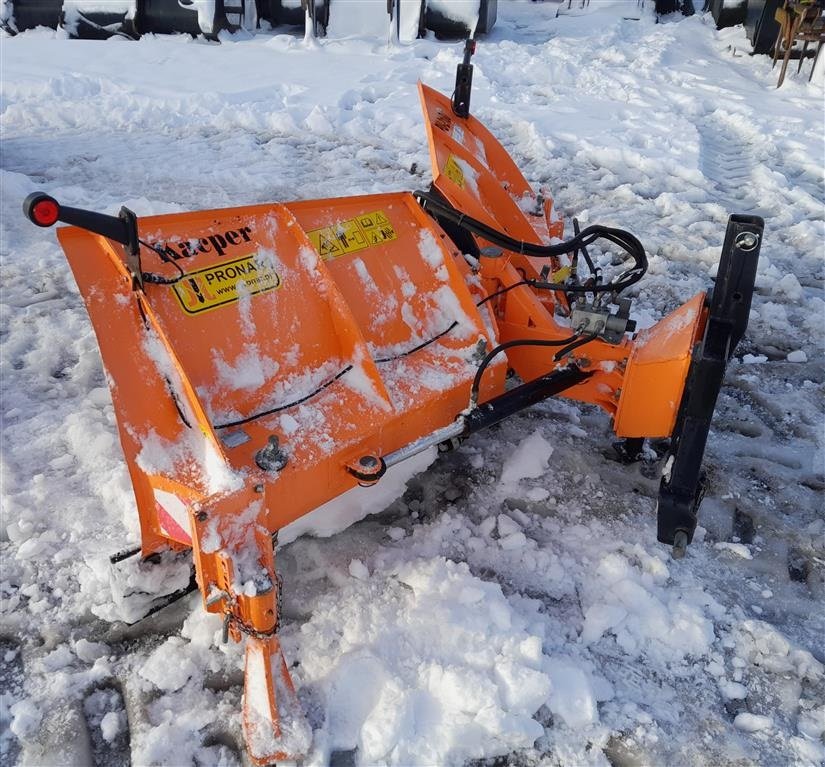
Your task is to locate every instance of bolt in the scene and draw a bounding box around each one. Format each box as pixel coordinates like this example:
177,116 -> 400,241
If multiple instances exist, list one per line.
255,435 -> 288,472
359,455 -> 379,469
196,510 -> 208,523
254,484 -> 264,493
735,232 -> 759,251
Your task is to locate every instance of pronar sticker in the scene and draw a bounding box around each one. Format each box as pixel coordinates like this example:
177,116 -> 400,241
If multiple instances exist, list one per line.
307,210 -> 397,261
171,254 -> 281,315
442,154 -> 465,188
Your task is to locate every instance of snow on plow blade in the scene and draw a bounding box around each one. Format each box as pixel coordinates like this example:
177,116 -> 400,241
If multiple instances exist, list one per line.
23,57 -> 760,762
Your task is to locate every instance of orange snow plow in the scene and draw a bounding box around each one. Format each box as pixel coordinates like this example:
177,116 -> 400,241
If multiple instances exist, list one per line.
24,40 -> 762,765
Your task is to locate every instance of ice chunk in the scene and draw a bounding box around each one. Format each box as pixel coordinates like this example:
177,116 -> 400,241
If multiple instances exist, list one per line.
348,558 -> 370,580
734,712 -> 773,732
139,638 -> 199,691
10,699 -> 42,739
497,514 -> 522,537
500,430 -> 553,484
714,542 -> 753,559
546,659 -> 598,729
100,711 -> 122,742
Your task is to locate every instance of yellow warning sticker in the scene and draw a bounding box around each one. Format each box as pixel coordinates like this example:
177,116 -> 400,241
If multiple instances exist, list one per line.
171,254 -> 281,316
442,154 -> 465,189
307,209 -> 397,261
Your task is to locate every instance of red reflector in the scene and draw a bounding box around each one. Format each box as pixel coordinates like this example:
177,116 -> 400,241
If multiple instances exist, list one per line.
32,199 -> 59,226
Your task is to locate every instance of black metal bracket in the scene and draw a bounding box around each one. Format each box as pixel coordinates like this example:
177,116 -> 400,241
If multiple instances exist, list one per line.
657,214 -> 763,556
463,366 -> 593,435
23,192 -> 144,290
451,38 -> 476,118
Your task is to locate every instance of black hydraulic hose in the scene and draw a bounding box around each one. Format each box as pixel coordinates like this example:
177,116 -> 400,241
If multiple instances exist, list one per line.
553,333 -> 599,361
470,336 -> 579,404
415,191 -> 647,294
475,280 -> 531,307
573,216 -> 599,280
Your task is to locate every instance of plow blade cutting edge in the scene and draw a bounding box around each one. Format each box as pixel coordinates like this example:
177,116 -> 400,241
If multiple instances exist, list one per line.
23,45 -> 761,763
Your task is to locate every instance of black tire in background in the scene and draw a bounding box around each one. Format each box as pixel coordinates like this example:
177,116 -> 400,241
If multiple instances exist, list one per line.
709,0 -> 747,28
1,0 -> 62,33
259,0 -> 329,34
744,0 -> 781,53
135,0 -> 242,38
424,0 -> 497,38
136,0 -> 205,35
62,3 -> 139,40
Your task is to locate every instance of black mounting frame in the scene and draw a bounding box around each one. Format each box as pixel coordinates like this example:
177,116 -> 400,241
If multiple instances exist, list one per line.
657,214 -> 763,555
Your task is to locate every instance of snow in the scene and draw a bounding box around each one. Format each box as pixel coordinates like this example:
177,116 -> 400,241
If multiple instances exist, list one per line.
427,0 -> 481,30
348,558 -> 370,580
8,700 -> 41,740
99,710 -> 122,743
733,712 -> 773,732
500,430 -> 554,484
140,639 -> 198,691
715,541 -> 754,559
327,0 -> 421,42
298,557 -> 552,764
1,2 -> 824,766
546,658 -> 598,729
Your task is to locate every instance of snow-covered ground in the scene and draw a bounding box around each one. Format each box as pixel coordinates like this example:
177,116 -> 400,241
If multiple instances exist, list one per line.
1,2 -> 824,765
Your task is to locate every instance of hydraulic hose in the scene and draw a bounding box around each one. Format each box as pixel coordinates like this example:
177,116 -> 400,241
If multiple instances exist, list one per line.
415,190 -> 648,294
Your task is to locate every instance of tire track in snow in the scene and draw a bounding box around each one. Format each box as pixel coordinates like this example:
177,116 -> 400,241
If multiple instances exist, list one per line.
697,117 -> 763,214
698,112 -> 823,217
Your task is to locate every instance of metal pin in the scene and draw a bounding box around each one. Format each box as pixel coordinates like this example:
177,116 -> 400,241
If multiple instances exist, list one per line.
672,530 -> 688,559
734,232 -> 759,251
206,590 -> 228,607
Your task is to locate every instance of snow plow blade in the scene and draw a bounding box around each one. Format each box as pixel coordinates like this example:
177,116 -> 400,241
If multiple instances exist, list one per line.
22,49 -> 761,762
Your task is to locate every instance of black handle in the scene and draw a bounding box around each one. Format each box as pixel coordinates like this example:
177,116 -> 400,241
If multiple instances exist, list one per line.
23,192 -> 135,245
23,192 -> 143,289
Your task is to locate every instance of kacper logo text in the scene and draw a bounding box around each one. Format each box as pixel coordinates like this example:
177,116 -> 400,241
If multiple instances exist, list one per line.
151,224 -> 254,261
